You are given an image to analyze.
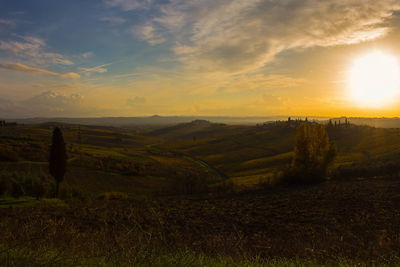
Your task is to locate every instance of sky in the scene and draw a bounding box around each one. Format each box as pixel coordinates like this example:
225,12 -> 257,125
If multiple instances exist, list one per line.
1,0 -> 400,118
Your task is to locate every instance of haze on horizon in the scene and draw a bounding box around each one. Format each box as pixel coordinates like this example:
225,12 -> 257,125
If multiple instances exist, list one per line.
1,0 -> 400,118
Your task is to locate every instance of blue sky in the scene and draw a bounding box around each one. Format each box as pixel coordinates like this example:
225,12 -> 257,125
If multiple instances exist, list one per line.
1,0 -> 400,118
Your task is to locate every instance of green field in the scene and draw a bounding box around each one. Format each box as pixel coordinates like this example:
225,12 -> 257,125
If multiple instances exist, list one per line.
2,121 -> 400,195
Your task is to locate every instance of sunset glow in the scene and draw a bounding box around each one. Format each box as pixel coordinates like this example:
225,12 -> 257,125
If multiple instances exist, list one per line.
1,1 -> 400,117
349,51 -> 400,108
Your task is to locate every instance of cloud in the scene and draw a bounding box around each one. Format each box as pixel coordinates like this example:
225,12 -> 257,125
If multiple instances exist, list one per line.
216,74 -> 307,93
0,91 -> 85,118
100,16 -> 126,24
104,0 -> 153,11
22,90 -> 84,115
81,52 -> 94,58
133,24 -> 166,45
0,36 -> 73,65
32,82 -> 89,91
0,62 -> 80,79
79,66 -> 108,75
126,96 -> 146,107
78,62 -> 114,76
134,0 -> 400,73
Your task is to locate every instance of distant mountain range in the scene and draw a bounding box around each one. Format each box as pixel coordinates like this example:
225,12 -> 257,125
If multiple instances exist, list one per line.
2,115 -> 302,127
3,115 -> 400,128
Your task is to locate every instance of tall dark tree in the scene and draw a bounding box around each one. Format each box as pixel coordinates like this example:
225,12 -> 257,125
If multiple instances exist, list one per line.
49,127 -> 67,197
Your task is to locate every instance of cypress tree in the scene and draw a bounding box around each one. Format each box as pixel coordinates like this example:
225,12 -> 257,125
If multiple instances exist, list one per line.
49,127 -> 67,197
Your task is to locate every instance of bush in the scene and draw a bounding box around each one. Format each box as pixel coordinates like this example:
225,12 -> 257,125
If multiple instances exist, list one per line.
0,171 -> 55,199
0,175 -> 11,196
59,185 -> 85,200
0,148 -> 20,162
31,178 -> 48,200
331,160 -> 400,180
11,181 -> 24,198
98,191 -> 128,200
171,174 -> 209,195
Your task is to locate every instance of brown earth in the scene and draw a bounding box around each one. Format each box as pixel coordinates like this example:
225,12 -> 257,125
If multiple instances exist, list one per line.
1,177 -> 400,261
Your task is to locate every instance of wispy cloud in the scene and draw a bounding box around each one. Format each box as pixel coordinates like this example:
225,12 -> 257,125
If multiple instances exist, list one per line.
78,62 -> 118,76
0,36 -> 73,65
212,73 -> 308,94
132,24 -> 166,45
0,62 -> 80,79
79,67 -> 107,74
132,0 -> 400,73
23,90 -> 84,115
81,52 -> 94,59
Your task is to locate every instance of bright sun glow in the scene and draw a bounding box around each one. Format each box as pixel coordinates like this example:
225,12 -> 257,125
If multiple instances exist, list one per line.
349,51 -> 400,107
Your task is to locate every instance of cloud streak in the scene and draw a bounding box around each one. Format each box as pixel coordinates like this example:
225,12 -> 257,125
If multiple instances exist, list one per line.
0,36 -> 73,65
131,0 -> 400,73
22,90 -> 84,116
78,62 -> 119,76
0,62 -> 80,79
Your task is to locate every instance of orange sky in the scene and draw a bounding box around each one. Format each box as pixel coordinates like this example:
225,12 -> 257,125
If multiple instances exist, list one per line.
1,1 -> 400,118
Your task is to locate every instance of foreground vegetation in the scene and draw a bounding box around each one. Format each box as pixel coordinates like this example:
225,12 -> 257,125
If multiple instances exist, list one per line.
2,177 -> 400,265
2,121 -> 400,265
2,248 -> 399,267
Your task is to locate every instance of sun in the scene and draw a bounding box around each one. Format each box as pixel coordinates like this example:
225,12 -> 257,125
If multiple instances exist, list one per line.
349,51 -> 400,107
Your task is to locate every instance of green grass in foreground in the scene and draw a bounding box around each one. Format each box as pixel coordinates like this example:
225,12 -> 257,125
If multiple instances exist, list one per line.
1,246 -> 398,267
0,197 -> 66,208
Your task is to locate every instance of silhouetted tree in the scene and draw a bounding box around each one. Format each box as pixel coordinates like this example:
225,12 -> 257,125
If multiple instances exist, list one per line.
286,123 -> 336,184
49,127 -> 67,197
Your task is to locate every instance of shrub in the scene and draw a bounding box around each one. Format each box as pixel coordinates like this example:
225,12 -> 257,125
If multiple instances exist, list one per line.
98,191 -> 128,200
11,181 -> 24,198
0,171 -> 55,199
59,185 -> 85,200
0,175 -> 11,196
31,178 -> 47,200
0,148 -> 20,162
171,174 -> 209,195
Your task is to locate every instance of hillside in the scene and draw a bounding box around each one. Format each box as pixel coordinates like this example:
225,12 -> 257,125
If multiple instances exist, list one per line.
0,123 -> 223,198
147,120 -> 236,140
2,121 -> 400,264
2,121 -> 400,197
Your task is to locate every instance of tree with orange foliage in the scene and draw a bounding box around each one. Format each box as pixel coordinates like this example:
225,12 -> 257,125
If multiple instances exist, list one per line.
287,123 -> 336,184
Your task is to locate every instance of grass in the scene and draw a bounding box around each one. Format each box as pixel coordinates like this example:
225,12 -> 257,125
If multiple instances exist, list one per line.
2,177 -> 400,263
225,173 -> 276,187
80,146 -> 131,159
1,246 -> 399,266
4,123 -> 400,264
0,197 -> 66,208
